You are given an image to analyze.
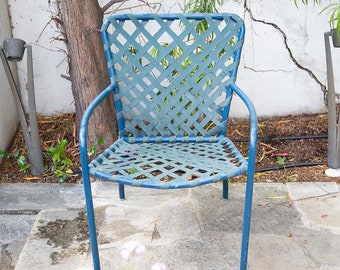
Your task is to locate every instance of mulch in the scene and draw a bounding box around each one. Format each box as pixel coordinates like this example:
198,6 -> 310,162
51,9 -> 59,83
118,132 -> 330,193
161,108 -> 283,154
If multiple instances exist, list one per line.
0,113 -> 339,184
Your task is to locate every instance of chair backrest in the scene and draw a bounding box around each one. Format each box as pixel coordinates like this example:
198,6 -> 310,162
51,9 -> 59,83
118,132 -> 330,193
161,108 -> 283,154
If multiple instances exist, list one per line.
101,13 -> 245,142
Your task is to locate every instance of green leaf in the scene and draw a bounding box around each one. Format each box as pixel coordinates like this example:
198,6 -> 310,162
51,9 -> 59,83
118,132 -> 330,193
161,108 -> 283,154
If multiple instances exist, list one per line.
97,138 -> 105,145
276,156 -> 287,167
87,145 -> 96,156
13,149 -> 20,159
184,0 -> 224,13
127,168 -> 139,174
16,155 -> 30,173
51,164 -> 57,172
47,147 -> 57,155
58,139 -> 68,150
65,168 -> 73,174
0,150 -> 7,158
58,173 -> 67,184
87,138 -> 105,156
65,158 -> 72,166
53,152 -> 60,162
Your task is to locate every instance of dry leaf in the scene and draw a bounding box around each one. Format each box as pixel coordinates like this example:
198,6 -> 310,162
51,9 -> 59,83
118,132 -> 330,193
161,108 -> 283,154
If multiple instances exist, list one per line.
24,176 -> 43,181
258,200 -> 270,207
186,174 -> 199,181
151,224 -> 161,241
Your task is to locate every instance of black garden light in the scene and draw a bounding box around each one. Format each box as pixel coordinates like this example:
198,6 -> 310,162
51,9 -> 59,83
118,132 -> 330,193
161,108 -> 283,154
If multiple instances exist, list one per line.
0,38 -> 44,176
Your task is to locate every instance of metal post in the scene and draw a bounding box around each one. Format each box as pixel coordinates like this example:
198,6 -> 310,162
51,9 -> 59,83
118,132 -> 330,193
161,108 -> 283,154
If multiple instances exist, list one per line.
324,32 -> 340,169
25,44 -> 44,175
0,40 -> 44,175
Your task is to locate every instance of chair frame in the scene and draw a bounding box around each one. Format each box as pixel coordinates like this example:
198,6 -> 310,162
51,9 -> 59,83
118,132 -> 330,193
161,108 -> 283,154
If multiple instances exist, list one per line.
79,13 -> 257,270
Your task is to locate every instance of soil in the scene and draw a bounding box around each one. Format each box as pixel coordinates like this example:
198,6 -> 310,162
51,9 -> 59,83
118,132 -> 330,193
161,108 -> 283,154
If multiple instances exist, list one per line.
0,113 -> 339,184
0,113 -> 80,184
228,113 -> 336,183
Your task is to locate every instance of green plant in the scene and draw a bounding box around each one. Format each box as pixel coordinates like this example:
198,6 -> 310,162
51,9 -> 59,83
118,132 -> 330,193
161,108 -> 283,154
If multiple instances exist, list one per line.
276,156 -> 287,168
320,2 -> 340,31
1,139 -> 76,183
16,155 -> 30,173
184,0 -> 224,13
87,138 -> 105,156
274,153 -> 299,182
184,0 -> 225,43
12,149 -> 31,173
0,149 -> 7,159
1,149 -> 31,173
46,139 -> 73,183
127,167 -> 139,174
293,0 -> 320,6
294,0 -> 340,32
147,0 -> 226,131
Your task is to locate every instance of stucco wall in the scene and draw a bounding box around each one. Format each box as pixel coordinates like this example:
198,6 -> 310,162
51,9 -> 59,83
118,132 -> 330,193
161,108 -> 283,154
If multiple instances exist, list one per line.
8,0 -> 74,115
5,0 -> 340,118
0,0 -> 19,154
235,1 -> 333,118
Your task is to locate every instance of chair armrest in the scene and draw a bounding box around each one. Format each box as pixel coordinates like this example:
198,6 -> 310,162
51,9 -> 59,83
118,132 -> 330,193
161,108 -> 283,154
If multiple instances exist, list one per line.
228,83 -> 258,176
79,82 -> 117,167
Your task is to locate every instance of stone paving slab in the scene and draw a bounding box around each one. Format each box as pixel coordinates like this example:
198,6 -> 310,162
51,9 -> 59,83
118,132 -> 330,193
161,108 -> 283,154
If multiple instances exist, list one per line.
0,183 -> 84,270
14,209 -> 89,270
0,215 -> 36,270
287,182 -> 340,234
287,182 -> 339,201
0,183 -> 84,212
10,182 -> 340,270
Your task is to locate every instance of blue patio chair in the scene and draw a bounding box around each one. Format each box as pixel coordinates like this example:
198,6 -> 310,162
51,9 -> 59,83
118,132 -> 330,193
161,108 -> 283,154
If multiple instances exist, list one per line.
79,13 -> 257,270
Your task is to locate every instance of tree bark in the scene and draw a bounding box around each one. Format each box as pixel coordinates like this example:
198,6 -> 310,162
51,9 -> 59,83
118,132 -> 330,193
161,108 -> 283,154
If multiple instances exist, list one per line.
60,0 -> 117,149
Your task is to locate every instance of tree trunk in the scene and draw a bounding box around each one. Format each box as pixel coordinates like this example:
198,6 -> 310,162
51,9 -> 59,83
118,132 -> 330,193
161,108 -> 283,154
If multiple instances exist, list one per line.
60,0 -> 117,149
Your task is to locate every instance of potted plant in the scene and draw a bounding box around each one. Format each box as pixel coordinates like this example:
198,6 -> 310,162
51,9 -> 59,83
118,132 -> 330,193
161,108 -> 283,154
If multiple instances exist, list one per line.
295,1 -> 340,174
295,1 -> 340,45
331,28 -> 340,47
319,2 -> 340,46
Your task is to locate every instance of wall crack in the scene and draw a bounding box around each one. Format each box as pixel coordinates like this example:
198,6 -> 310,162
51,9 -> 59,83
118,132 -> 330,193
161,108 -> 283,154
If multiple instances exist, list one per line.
245,66 -> 295,74
243,0 -> 327,98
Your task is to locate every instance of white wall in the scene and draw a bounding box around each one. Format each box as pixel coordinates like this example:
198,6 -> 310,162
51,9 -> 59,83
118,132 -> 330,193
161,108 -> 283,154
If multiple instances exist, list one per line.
8,0 -> 73,115
0,0 -> 19,153
234,1 -> 334,118
6,0 -> 340,118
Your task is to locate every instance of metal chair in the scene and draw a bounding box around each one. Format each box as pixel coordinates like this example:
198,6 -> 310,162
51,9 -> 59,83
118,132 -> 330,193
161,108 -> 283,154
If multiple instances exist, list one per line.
79,13 -> 257,270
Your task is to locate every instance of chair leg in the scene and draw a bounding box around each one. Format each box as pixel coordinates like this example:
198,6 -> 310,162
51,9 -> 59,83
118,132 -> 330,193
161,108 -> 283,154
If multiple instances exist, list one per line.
240,173 -> 255,270
222,179 -> 229,199
83,173 -> 101,270
119,183 -> 125,200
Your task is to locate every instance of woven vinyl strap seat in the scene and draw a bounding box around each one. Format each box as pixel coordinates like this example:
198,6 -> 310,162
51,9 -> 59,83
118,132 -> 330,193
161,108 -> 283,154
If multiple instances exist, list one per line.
79,13 -> 257,270
90,137 -> 247,188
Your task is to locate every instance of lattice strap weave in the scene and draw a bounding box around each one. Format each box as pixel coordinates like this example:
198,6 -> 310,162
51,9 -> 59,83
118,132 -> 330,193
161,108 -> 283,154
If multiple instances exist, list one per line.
103,13 -> 244,138
89,138 -> 247,189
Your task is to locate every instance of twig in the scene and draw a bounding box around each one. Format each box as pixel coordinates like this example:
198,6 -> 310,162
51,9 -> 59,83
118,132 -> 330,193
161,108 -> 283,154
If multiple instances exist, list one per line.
102,0 -> 126,13
61,74 -> 71,81
259,141 -> 278,150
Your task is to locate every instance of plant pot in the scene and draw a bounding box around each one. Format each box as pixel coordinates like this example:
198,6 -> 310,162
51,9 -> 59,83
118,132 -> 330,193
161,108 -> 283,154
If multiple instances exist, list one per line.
2,38 -> 26,62
331,29 -> 340,48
